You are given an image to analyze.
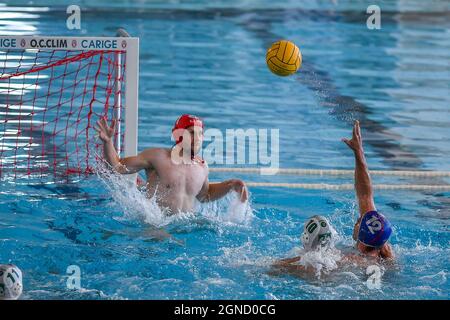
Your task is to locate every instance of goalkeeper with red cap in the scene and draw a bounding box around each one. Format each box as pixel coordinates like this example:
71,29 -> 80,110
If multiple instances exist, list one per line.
95,114 -> 248,215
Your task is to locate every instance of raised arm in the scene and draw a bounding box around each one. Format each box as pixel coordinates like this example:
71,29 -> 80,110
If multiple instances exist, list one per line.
94,116 -> 152,174
342,121 -> 376,240
342,121 -> 376,216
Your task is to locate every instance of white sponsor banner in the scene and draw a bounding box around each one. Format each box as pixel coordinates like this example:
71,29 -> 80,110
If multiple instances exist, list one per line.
0,36 -> 137,51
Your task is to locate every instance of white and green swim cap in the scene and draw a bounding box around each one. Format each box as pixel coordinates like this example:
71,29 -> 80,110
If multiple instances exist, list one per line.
301,215 -> 332,251
0,264 -> 23,300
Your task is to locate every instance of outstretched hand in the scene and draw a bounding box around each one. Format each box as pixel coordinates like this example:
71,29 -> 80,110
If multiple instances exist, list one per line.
94,116 -> 116,143
342,120 -> 363,153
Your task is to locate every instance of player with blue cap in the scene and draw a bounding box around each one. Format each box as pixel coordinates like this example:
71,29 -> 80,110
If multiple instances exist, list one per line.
342,121 -> 394,259
270,121 -> 395,279
357,210 -> 392,248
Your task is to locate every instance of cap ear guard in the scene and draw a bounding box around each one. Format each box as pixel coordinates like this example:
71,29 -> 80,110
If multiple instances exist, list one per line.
317,232 -> 332,246
301,215 -> 332,251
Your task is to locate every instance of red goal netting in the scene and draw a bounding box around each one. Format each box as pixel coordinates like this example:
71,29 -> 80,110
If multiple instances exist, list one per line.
0,48 -> 126,181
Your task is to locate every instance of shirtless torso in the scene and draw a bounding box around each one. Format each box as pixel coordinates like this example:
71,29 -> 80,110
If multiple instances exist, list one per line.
94,115 -> 248,215
143,148 -> 208,213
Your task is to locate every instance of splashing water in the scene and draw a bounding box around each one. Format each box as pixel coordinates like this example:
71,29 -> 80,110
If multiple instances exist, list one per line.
94,159 -> 191,227
94,158 -> 253,228
298,247 -> 343,278
282,222 -> 348,279
226,193 -> 254,224
288,244 -> 344,279
197,191 -> 254,226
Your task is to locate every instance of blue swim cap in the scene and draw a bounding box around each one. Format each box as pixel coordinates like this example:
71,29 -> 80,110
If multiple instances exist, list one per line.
358,211 -> 392,248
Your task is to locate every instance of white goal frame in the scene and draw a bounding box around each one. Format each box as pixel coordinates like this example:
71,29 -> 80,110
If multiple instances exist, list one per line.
0,33 -> 139,159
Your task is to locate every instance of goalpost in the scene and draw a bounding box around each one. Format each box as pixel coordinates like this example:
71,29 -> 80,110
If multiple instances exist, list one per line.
0,31 -> 139,180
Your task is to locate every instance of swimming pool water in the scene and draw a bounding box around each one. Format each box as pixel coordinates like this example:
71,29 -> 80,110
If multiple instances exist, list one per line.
0,0 -> 449,299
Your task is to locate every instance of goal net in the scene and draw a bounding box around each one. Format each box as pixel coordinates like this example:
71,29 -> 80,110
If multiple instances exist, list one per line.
0,35 -> 139,181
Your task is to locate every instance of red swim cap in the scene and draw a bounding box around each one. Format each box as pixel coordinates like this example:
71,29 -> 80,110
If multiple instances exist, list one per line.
172,114 -> 204,144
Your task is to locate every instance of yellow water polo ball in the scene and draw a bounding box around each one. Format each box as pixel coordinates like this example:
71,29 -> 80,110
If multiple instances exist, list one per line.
266,40 -> 302,76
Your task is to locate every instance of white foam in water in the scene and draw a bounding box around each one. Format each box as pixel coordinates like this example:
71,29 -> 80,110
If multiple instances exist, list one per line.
95,159 -> 192,227
95,158 -> 253,227
198,191 -> 253,225
287,223 -> 345,279
226,193 -> 253,224
219,240 -> 272,268
216,218 -> 345,278
291,246 -> 343,279
419,271 -> 447,285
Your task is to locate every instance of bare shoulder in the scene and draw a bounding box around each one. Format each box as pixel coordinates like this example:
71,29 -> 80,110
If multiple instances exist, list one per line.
140,147 -> 170,159
276,256 -> 302,265
380,243 -> 395,260
271,256 -> 302,271
340,253 -> 373,267
268,256 -> 317,279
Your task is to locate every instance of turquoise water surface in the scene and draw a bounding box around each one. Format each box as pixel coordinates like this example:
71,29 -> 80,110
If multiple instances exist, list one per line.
0,0 -> 449,299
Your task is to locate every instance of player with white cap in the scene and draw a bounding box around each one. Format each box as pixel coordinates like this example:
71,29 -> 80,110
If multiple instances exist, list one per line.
0,264 -> 23,300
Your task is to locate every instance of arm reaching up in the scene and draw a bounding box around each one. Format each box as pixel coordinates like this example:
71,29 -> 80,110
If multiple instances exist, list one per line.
342,121 -> 394,260
342,121 -> 376,210
94,116 -> 153,174
342,121 -> 376,239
